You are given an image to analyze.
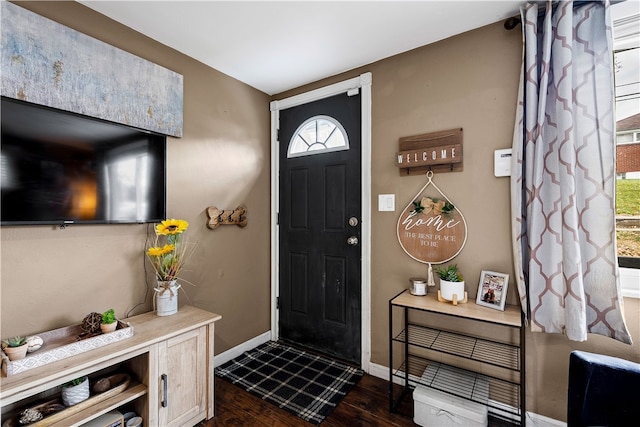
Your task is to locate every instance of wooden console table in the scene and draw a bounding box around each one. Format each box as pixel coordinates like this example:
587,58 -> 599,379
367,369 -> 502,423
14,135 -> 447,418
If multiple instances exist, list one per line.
389,290 -> 525,425
1,306 -> 221,427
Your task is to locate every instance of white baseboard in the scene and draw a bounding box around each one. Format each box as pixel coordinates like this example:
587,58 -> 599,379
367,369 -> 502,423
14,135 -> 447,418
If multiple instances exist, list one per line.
368,362 -> 566,426
367,362 -> 389,380
526,412 -> 567,427
214,331 -> 271,366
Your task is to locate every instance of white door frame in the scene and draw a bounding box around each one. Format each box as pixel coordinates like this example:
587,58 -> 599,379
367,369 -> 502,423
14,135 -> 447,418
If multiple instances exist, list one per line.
269,72 -> 372,371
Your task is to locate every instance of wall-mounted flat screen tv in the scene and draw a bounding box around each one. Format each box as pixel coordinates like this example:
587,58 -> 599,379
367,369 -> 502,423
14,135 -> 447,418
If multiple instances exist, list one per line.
1,96 -> 166,226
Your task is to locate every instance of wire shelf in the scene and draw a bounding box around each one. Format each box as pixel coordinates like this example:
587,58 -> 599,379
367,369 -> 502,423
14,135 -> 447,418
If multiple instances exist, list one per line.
393,323 -> 520,371
393,356 -> 521,418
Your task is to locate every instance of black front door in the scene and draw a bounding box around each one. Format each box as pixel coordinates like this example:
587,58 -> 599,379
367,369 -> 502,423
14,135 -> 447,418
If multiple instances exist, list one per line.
278,92 -> 362,364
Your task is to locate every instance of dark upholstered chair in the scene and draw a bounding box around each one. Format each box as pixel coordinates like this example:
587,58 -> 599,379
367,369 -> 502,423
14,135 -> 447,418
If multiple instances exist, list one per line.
568,350 -> 640,427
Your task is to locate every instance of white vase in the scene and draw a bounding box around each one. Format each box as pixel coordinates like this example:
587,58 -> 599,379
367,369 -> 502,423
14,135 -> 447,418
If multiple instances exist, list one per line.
62,376 -> 90,407
155,280 -> 181,316
439,279 -> 465,301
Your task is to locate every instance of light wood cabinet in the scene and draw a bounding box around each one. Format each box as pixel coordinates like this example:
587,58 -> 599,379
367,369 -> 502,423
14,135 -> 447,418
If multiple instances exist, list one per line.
157,326 -> 207,426
0,306 -> 221,427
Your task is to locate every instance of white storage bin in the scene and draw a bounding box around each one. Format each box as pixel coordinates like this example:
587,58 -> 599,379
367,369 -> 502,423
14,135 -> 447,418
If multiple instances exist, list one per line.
413,363 -> 488,427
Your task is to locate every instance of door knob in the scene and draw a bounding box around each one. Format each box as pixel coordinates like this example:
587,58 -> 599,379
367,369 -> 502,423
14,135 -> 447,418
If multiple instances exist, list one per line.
347,236 -> 359,246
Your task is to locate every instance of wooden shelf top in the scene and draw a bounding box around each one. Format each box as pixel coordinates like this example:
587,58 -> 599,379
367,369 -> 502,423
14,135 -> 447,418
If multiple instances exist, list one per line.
391,290 -> 522,327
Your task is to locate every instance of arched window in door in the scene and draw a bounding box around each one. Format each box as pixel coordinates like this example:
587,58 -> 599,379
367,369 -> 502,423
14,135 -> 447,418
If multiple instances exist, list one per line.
287,115 -> 349,158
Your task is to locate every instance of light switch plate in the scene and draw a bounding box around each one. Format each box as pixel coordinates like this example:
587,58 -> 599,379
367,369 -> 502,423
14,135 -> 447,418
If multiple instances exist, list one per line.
378,194 -> 395,211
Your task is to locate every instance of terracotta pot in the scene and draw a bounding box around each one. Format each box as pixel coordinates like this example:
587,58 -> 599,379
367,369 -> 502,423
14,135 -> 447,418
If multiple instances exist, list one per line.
439,279 -> 465,301
3,344 -> 28,361
100,322 -> 117,333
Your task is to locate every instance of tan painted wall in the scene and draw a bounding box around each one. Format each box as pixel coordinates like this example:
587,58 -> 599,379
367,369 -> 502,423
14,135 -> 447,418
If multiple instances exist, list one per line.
2,2 -> 638,423
0,2 -> 272,355
275,22 -> 640,422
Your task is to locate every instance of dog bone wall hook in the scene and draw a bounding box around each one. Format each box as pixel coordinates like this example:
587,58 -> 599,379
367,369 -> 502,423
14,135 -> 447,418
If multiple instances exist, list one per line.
206,205 -> 248,230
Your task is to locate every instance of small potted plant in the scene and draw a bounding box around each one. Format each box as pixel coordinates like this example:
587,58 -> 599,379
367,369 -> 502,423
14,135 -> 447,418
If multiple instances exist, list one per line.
100,309 -> 117,333
61,376 -> 90,406
435,264 -> 465,302
1,336 -> 28,361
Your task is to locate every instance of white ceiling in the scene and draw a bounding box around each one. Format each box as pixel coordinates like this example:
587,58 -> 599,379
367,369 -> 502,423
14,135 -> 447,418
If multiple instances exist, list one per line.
79,1 -> 527,95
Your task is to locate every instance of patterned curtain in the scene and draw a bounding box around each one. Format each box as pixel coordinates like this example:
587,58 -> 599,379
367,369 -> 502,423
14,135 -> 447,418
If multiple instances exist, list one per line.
510,0 -> 632,343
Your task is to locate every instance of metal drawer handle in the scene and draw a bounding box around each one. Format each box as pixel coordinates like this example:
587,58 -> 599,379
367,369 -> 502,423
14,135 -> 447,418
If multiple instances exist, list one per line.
161,373 -> 168,407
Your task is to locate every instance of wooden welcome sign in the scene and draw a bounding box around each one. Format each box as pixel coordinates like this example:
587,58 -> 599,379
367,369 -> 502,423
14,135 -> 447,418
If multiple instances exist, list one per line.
396,128 -> 463,176
396,172 -> 467,264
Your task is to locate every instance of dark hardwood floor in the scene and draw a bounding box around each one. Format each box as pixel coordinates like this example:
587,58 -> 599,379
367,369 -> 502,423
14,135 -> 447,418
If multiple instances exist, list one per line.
199,374 -> 417,426
199,375 -> 519,426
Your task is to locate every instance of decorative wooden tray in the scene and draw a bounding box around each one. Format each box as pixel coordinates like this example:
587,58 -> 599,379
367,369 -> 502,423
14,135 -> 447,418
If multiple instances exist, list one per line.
1,321 -> 133,376
2,373 -> 130,427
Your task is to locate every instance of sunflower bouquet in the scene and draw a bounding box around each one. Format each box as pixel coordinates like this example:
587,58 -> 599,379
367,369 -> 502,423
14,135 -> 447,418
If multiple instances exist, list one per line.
146,219 -> 195,283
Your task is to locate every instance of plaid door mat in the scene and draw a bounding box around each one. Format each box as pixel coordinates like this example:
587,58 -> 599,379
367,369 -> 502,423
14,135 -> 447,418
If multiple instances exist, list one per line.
215,341 -> 364,424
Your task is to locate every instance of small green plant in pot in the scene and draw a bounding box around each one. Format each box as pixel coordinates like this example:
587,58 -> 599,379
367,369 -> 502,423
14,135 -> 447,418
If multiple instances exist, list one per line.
435,264 -> 463,282
1,336 -> 28,361
435,264 -> 466,303
100,309 -> 117,333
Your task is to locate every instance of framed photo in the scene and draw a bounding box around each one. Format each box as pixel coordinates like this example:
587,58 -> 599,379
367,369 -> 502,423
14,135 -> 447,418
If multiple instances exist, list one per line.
476,271 -> 509,311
